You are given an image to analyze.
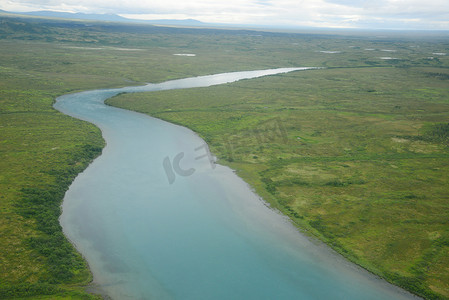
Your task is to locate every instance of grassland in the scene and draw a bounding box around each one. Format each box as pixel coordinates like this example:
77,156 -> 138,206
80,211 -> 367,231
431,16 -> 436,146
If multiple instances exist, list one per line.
1,13 -> 448,299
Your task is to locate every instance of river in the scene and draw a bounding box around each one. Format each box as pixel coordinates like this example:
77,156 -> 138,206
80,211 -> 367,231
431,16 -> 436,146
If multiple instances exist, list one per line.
55,68 -> 418,300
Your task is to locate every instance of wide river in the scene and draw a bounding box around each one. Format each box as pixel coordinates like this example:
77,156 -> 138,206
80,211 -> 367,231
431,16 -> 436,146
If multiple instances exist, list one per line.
55,68 -> 418,300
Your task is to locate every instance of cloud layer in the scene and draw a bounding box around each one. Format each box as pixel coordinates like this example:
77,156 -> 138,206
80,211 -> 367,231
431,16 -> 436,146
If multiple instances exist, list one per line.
1,0 -> 448,29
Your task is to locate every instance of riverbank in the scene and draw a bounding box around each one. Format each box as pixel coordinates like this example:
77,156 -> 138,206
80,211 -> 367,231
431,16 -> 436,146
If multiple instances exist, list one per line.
107,66 -> 449,299
50,69 -> 420,299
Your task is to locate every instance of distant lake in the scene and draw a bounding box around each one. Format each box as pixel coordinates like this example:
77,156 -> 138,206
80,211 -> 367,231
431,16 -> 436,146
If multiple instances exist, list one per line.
55,68 -> 418,299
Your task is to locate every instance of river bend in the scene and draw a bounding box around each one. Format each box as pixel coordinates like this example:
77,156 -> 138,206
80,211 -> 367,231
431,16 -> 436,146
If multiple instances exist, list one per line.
55,68 -> 418,300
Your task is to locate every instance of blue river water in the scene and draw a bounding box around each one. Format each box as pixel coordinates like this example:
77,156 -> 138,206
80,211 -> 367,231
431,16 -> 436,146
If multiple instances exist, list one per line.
55,68 -> 419,300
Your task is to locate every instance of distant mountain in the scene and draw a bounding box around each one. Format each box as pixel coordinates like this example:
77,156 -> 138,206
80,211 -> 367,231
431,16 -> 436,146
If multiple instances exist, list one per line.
1,10 -> 205,27
19,11 -> 132,22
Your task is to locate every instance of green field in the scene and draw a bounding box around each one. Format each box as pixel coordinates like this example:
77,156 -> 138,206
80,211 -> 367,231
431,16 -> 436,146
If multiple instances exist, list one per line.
1,13 -> 449,299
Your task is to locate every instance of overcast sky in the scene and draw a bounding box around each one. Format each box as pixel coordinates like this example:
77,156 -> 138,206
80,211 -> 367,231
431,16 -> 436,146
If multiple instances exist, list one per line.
1,0 -> 449,30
